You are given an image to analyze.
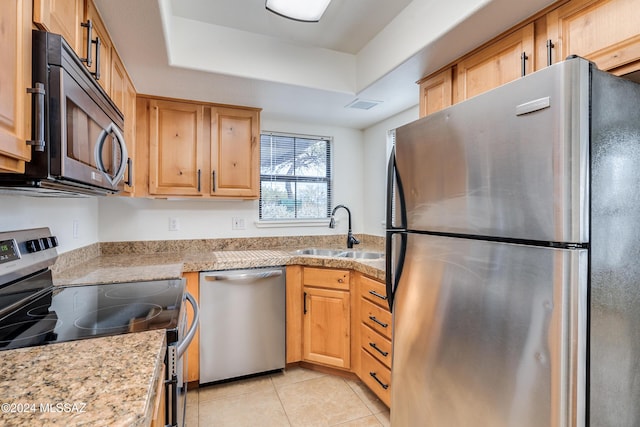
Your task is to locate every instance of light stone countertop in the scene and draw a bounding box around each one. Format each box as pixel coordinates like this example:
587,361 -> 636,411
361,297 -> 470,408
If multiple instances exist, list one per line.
0,330 -> 166,427
53,248 -> 386,286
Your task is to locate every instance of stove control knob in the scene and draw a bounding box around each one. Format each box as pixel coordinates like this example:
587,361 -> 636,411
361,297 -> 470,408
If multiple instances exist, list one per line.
40,238 -> 51,249
26,239 -> 43,253
50,236 -> 59,248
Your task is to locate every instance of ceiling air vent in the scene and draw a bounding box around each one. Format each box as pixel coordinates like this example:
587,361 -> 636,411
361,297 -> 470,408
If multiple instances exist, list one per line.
345,98 -> 382,110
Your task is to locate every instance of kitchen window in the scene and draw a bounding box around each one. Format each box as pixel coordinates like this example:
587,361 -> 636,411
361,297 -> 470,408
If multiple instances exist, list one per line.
259,132 -> 332,221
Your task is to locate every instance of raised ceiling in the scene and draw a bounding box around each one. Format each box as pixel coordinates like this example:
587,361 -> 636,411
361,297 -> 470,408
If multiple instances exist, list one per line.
94,0 -> 556,130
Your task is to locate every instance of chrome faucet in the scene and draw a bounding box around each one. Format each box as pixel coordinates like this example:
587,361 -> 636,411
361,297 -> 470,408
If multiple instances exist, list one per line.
329,205 -> 360,249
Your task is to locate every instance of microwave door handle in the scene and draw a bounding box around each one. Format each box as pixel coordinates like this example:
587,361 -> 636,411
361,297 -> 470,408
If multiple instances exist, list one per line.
95,123 -> 128,187
177,292 -> 199,358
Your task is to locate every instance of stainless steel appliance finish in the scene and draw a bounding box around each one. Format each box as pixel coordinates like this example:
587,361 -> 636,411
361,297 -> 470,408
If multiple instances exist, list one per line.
199,267 -> 286,384
387,56 -> 640,426
0,31 -> 129,196
0,228 -> 198,427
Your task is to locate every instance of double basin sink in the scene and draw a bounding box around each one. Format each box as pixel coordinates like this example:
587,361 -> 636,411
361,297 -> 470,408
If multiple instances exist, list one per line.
293,248 -> 385,260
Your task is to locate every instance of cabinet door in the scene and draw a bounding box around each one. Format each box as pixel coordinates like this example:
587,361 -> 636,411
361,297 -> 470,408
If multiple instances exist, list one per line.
111,51 -> 136,195
84,0 -> 111,94
457,23 -> 534,101
418,68 -> 453,118
0,0 -> 32,173
303,286 -> 350,369
210,107 -> 259,198
547,0 -> 640,74
33,0 -> 84,57
149,100 -> 204,196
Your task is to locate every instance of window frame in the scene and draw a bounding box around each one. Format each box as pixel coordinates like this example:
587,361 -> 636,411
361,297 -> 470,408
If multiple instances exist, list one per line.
258,131 -> 333,222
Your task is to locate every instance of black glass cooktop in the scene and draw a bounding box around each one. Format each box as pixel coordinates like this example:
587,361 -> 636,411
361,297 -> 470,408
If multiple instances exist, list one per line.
0,279 -> 185,350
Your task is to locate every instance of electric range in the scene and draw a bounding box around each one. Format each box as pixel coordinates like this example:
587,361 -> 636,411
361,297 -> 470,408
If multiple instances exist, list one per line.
0,227 -> 199,427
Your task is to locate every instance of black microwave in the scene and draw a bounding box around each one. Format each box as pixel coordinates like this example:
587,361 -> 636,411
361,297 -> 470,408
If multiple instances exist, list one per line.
0,30 -> 129,196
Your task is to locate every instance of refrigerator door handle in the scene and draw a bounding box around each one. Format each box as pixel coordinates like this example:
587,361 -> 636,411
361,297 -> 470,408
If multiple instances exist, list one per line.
386,145 -> 407,230
385,231 -> 407,312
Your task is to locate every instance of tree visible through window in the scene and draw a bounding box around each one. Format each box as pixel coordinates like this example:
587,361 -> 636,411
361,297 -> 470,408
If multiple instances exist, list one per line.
260,133 -> 332,220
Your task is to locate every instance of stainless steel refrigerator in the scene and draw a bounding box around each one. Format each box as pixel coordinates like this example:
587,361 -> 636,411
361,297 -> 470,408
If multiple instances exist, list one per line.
386,56 -> 640,426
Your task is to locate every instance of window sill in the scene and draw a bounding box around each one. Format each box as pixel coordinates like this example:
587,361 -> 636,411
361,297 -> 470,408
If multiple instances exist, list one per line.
254,219 -> 335,228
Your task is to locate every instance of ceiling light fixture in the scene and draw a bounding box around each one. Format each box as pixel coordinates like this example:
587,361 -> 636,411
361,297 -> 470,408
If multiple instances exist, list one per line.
265,0 -> 332,22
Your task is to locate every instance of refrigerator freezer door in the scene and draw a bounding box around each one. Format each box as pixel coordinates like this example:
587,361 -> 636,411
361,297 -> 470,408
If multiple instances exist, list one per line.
394,57 -> 590,243
391,233 -> 587,427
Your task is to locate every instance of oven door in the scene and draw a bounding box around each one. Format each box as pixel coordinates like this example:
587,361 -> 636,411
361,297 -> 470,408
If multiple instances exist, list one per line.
48,63 -> 128,192
168,292 -> 199,427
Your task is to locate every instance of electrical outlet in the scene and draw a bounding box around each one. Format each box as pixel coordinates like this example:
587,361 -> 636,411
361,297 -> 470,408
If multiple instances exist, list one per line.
168,217 -> 180,231
232,217 -> 245,230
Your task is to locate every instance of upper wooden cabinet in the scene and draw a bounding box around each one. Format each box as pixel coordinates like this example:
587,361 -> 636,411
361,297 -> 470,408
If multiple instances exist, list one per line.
210,107 -> 260,198
547,0 -> 640,74
457,23 -> 535,102
148,99 -> 205,196
139,95 -> 261,199
33,0 -> 84,57
84,0 -> 111,94
417,68 -> 453,117
110,50 -> 136,195
0,0 -> 32,173
34,0 -> 117,95
419,0 -> 640,116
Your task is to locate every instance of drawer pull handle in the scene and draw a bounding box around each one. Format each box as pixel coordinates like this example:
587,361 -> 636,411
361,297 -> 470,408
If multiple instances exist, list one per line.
369,342 -> 389,357
338,278 -> 344,283
369,316 -> 388,328
368,290 -> 387,300
369,372 -> 389,390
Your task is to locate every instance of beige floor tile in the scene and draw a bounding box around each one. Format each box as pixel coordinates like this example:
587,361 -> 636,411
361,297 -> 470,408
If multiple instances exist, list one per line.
332,415 -> 383,426
186,389 -> 199,427
199,374 -> 275,403
277,375 -> 372,427
199,387 -> 290,427
374,410 -> 390,427
271,366 -> 326,389
344,378 -> 388,415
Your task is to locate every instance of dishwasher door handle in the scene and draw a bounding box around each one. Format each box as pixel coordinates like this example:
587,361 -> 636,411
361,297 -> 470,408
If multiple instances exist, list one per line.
202,270 -> 283,282
177,292 -> 199,358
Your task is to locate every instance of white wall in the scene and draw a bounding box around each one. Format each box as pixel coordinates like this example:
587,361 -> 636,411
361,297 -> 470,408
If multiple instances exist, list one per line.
97,118 -> 365,242
362,106 -> 419,236
0,195 -> 99,253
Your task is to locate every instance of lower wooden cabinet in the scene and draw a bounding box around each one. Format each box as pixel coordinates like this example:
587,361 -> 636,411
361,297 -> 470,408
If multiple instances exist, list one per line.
360,348 -> 391,407
302,267 -> 351,369
354,272 -> 392,407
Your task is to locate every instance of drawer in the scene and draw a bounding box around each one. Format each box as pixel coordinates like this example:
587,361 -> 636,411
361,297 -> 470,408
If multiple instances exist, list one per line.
359,275 -> 389,308
303,267 -> 350,290
360,298 -> 392,340
361,323 -> 392,369
361,348 -> 391,407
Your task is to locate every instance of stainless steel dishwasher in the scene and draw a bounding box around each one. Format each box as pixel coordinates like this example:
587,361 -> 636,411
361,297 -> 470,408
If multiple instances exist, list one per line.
199,267 -> 286,384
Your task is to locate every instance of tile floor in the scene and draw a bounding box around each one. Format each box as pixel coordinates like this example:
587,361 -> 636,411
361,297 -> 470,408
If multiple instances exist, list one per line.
186,366 -> 390,426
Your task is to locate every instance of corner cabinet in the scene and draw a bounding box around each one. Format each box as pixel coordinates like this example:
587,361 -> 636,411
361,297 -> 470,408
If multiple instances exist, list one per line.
302,267 -> 351,369
138,95 -> 261,199
0,0 -> 32,173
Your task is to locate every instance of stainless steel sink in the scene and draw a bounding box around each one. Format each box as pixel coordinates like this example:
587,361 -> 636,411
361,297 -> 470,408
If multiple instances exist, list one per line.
292,248 -> 344,256
292,248 -> 384,260
337,251 -> 385,260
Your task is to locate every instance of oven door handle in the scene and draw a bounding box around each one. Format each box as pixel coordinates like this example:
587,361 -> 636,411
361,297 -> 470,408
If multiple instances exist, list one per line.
177,292 -> 199,358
